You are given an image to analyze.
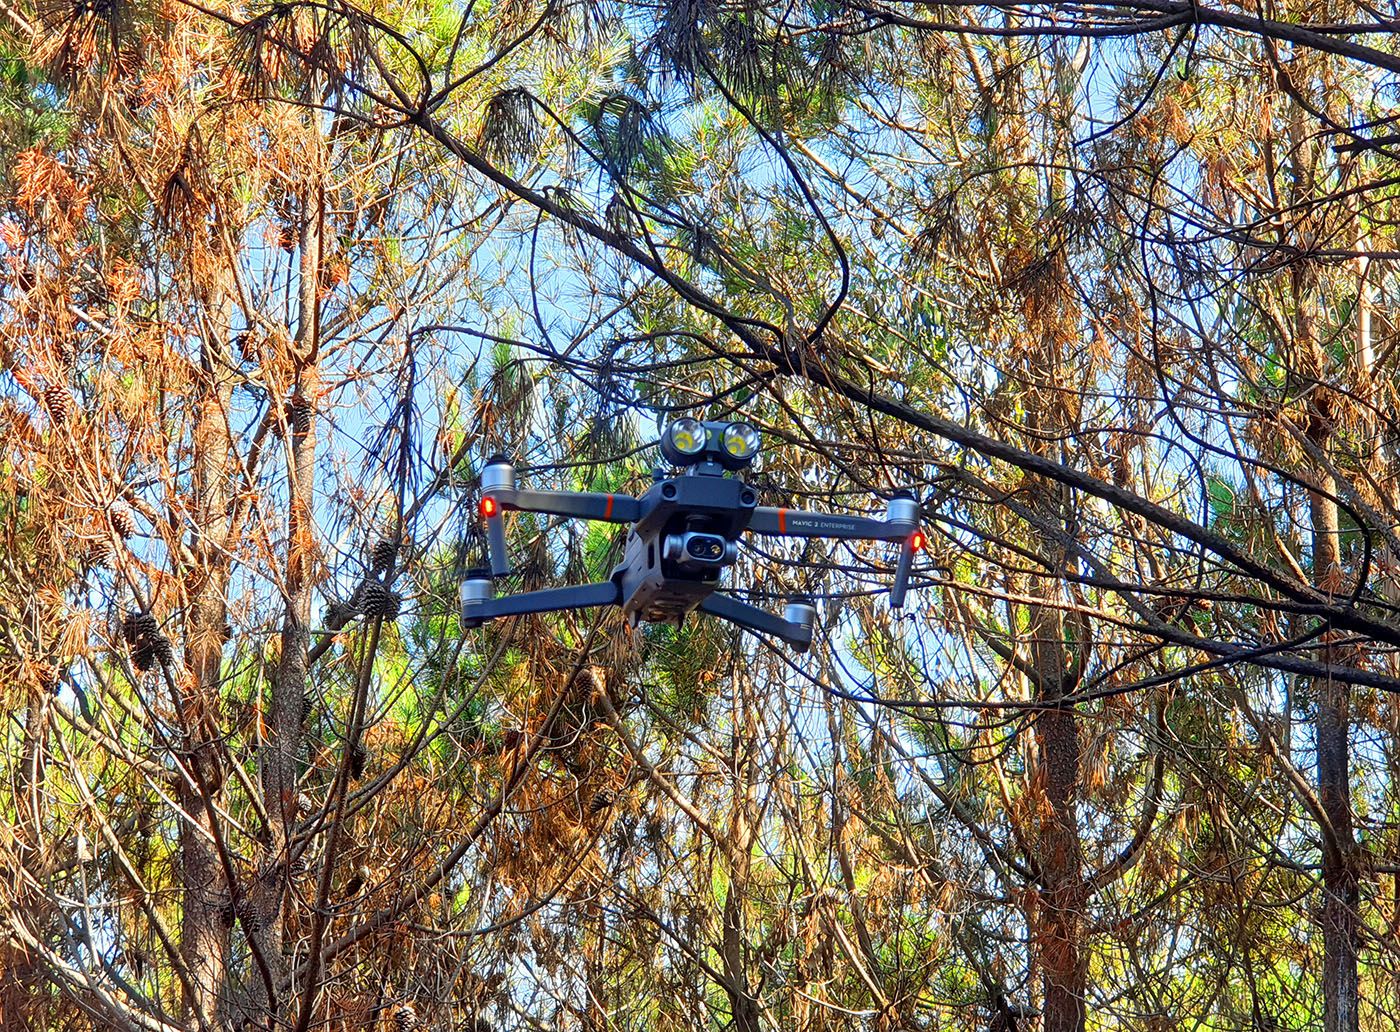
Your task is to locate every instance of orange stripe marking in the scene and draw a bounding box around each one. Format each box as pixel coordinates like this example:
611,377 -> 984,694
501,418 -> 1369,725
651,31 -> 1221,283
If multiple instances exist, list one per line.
605,494 -> 614,520
778,508 -> 787,533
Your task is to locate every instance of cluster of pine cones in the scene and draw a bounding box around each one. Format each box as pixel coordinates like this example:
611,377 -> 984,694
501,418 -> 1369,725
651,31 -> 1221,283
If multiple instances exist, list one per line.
122,610 -> 173,672
218,896 -> 261,934
351,578 -> 402,619
328,538 -> 405,623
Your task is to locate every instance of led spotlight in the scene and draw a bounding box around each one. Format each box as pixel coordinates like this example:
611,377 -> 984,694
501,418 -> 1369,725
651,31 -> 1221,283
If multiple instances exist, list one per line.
669,419 -> 706,453
661,418 -> 709,466
720,422 -> 760,464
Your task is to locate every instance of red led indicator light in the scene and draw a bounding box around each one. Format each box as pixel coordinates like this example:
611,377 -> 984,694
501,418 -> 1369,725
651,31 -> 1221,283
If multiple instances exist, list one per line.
480,497 -> 498,518
910,531 -> 926,552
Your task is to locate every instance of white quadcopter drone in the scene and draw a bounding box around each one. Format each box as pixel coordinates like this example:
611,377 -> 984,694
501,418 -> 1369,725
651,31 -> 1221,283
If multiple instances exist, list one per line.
460,419 -> 923,651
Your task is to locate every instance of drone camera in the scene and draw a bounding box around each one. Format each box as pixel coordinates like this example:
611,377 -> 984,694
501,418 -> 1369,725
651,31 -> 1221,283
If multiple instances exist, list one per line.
664,531 -> 737,570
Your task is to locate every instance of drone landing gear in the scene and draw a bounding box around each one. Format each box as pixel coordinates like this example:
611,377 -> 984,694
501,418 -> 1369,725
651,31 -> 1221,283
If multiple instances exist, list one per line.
700,594 -> 816,653
460,576 -> 620,628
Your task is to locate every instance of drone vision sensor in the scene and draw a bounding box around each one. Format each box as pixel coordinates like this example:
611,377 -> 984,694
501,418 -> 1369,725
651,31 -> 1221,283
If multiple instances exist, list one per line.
460,419 -> 924,652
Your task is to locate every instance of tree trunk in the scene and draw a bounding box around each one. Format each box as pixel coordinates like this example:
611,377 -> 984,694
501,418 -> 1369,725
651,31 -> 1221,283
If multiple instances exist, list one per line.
1293,237 -> 1358,1032
1312,463 -> 1359,1032
1282,93 -> 1359,1031
181,290 -> 238,1030
719,716 -> 761,1032
260,173 -> 324,1020
1030,593 -> 1086,1032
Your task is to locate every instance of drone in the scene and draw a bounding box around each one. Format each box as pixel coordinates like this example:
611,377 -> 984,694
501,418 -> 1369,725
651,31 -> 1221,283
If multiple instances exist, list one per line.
460,419 -> 924,652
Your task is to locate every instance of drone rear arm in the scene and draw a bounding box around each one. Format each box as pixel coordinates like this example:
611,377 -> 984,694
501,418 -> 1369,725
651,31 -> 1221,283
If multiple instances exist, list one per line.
700,593 -> 815,653
461,579 -> 619,627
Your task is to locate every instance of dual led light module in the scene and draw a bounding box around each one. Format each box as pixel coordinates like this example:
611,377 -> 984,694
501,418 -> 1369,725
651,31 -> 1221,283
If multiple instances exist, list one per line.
659,419 -> 761,469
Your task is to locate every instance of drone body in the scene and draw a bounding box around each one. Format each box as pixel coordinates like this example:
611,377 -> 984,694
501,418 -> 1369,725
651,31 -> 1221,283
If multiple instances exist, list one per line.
460,420 -> 923,652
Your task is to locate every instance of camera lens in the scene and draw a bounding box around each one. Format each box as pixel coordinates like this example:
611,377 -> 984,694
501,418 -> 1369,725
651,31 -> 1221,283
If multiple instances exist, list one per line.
687,536 -> 722,559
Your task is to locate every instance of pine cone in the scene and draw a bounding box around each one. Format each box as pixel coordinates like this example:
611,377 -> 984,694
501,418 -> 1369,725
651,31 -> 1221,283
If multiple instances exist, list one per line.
370,538 -> 398,572
36,663 -> 60,695
150,634 -> 175,668
392,1004 -> 419,1032
349,741 -> 367,779
123,610 -> 158,645
235,897 -> 261,934
235,332 -> 259,365
346,864 -> 371,897
286,394 -> 312,435
109,507 -> 135,539
86,539 -> 114,568
359,581 -> 401,619
219,899 -> 236,928
131,640 -> 155,672
124,611 -> 164,672
589,789 -> 614,814
43,385 -> 73,423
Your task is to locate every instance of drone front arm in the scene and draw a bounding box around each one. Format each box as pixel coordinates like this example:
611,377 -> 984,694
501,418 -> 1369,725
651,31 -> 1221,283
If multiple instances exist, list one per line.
700,593 -> 815,653
747,496 -> 924,609
479,456 -> 642,577
491,487 -> 643,525
461,579 -> 619,627
746,505 -> 916,541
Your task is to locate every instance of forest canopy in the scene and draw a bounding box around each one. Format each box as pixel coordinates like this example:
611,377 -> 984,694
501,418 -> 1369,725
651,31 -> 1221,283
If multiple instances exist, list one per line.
3,1 -> 1400,1030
